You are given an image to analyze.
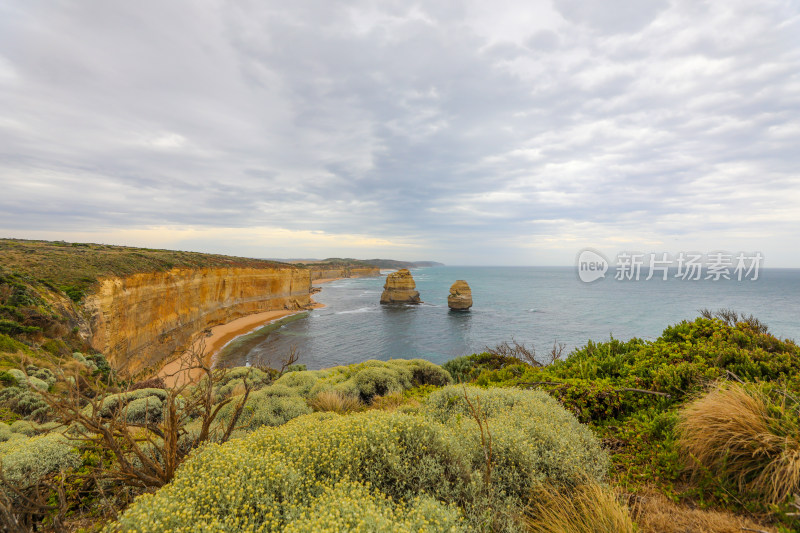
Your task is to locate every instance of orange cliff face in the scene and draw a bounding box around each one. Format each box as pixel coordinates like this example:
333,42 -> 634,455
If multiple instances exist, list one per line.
84,267 -> 312,375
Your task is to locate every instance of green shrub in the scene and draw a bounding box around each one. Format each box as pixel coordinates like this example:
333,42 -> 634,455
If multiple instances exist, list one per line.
0,370 -> 17,386
61,285 -> 84,302
0,333 -> 31,354
443,353 -> 525,383
85,352 -> 112,378
72,351 -> 98,371
0,432 -> 81,487
456,318 -> 800,425
0,319 -> 41,336
41,338 -> 69,356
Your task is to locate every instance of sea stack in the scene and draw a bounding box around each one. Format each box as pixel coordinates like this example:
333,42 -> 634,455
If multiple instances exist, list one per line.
380,269 -> 421,304
447,280 -> 473,310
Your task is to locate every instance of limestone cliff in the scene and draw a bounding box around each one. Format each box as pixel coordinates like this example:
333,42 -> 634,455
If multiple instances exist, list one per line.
85,267 -> 311,375
447,280 -> 473,310
380,269 -> 421,304
310,265 -> 380,280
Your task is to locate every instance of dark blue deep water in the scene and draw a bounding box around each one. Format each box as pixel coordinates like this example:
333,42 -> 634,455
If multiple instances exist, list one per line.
216,267 -> 800,370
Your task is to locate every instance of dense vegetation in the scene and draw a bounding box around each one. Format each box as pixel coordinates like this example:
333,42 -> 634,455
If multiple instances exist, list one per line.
2,253 -> 798,533
445,310 -> 800,530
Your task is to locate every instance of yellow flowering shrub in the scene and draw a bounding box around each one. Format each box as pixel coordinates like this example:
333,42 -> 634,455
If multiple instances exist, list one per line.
111,387 -> 606,532
283,481 -> 463,533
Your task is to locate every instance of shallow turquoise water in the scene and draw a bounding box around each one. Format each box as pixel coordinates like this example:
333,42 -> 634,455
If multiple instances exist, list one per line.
216,266 -> 800,370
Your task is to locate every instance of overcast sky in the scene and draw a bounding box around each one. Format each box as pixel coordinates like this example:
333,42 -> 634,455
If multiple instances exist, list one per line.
1,1 -> 798,266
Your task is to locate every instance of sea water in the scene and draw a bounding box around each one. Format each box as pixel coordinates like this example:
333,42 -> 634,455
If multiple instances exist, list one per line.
216,266 -> 800,370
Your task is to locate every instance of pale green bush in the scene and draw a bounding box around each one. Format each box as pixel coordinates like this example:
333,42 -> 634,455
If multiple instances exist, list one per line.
27,375 -> 49,391
217,387 -> 311,431
212,367 -> 273,400
7,368 -> 26,384
425,386 -> 608,488
10,420 -> 60,436
73,351 -> 97,370
275,359 -> 452,403
0,432 -> 81,486
7,367 -> 56,391
28,366 -> 56,388
124,396 -> 164,424
0,385 -> 50,420
92,388 -> 168,418
0,422 -> 11,442
273,370 -> 320,396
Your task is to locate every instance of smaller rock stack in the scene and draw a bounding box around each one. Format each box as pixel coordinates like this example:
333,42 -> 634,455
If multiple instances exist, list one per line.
380,269 -> 421,304
447,280 -> 473,310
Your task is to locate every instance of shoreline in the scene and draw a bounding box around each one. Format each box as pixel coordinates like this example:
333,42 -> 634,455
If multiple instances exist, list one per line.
159,277 -> 342,387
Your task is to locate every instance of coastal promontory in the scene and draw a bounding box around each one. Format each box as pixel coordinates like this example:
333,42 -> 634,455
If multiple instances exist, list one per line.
380,268 -> 421,304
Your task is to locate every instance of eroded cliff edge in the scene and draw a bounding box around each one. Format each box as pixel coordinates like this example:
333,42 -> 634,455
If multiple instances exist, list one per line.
85,267 -> 312,375
310,265 -> 381,280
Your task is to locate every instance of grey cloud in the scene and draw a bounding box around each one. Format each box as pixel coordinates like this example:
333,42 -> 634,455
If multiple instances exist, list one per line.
552,0 -> 669,34
0,0 -> 798,265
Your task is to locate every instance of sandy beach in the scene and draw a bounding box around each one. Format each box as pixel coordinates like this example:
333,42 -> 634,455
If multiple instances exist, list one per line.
312,277 -> 342,284
159,277 -> 341,387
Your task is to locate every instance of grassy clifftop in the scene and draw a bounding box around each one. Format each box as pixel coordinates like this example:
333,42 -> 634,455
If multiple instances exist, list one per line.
0,238 -> 296,302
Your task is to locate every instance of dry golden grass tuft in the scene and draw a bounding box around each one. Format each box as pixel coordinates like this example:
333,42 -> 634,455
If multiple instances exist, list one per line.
631,489 -> 778,533
525,483 -> 637,533
677,382 -> 800,504
309,389 -> 362,414
230,382 -> 248,398
370,392 -> 420,412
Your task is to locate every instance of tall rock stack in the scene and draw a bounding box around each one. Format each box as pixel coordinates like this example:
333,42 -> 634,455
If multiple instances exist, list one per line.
447,280 -> 473,310
380,269 -> 421,304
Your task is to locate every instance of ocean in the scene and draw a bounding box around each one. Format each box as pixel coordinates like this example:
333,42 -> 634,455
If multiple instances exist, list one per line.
215,266 -> 800,370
